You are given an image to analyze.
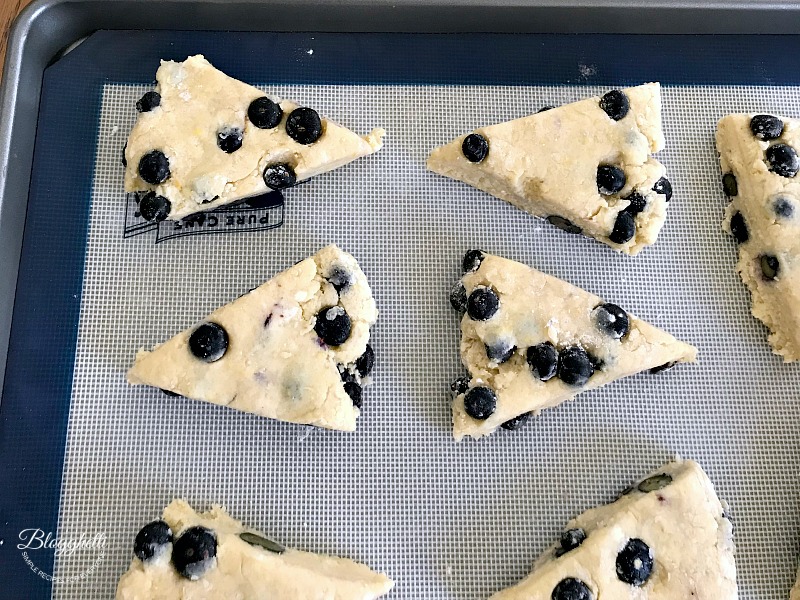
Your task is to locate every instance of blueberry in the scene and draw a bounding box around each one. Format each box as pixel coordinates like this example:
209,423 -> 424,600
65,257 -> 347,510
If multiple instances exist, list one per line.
616,538 -> 654,587
537,105 -> 555,113
729,211 -> 749,244
344,380 -> 362,408
463,386 -> 497,420
263,163 -> 297,190
450,376 -> 470,395
500,411 -> 532,430
526,342 -> 558,381
609,211 -> 636,244
750,114 -> 784,141
138,150 -> 171,185
189,323 -> 229,362
136,91 -> 161,112
450,281 -> 468,312
122,143 -> 127,167
594,303 -> 630,339
597,165 -> 626,195
466,287 -> 499,321
773,195 -> 795,218
217,128 -> 243,153
134,520 -> 173,562
760,254 -> 780,280
652,177 -> 673,202
766,143 -> 799,178
599,90 -> 630,121
554,528 -> 586,558
462,249 -> 485,272
327,266 -> 351,293
139,192 -> 171,222
161,388 -> 181,397
485,341 -> 515,364
638,473 -> 672,492
314,306 -> 352,346
547,215 -> 582,235
248,96 -> 283,129
172,526 -> 217,580
623,192 -> 647,215
649,361 -> 676,374
355,344 -> 375,377
462,133 -> 489,163
551,577 -> 593,600
285,107 -> 323,144
557,346 -> 594,386
722,173 -> 738,197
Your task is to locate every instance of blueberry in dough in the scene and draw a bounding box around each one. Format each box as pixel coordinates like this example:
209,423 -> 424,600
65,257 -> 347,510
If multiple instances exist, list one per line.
463,386 -> 497,420
526,342 -> 558,381
138,192 -> 171,222
750,114 -> 784,141
485,341 -> 515,364
537,105 -> 555,113
649,361 -> 676,374
172,526 -> 217,580
760,254 -> 780,280
134,520 -> 173,562
551,577 -> 593,600
597,165 -> 626,195
637,473 -> 672,492
500,411 -> 532,430
466,287 -> 499,321
285,107 -> 323,145
344,380 -> 363,408
122,143 -> 127,167
722,173 -> 738,197
161,388 -> 181,397
652,177 -> 673,201
263,163 -> 297,190
729,211 -> 749,244
314,307 -> 352,346
327,266 -> 351,293
136,91 -> 161,113
217,127 -> 244,153
599,89 -> 630,121
594,303 -> 630,339
450,376 -> 470,395
547,215 -> 582,235
355,344 -> 375,377
554,528 -> 586,558
462,249 -> 485,272
616,538 -> 654,587
766,143 -> 800,178
557,346 -> 594,386
189,323 -> 229,362
248,96 -> 283,129
622,192 -> 647,215
462,133 -> 489,163
773,195 -> 795,218
450,281 -> 468,312
609,211 -> 636,244
138,150 -> 171,185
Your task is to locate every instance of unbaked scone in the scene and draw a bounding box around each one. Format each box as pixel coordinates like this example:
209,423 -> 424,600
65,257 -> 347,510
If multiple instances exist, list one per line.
427,84 -> 671,255
449,251 -> 697,440
115,499 -> 394,599
717,113 -> 800,361
489,460 -> 737,600
124,54 -> 385,221
127,245 -> 377,431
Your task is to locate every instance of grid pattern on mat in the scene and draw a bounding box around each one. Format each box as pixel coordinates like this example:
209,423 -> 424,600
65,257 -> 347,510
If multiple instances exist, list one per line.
52,82 -> 800,598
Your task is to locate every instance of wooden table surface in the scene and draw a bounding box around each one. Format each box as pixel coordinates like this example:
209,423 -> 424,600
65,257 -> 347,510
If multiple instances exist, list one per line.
1,0 -> 35,78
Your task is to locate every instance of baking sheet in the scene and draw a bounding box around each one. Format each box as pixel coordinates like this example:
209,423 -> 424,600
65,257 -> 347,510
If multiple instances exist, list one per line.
48,81 -> 800,598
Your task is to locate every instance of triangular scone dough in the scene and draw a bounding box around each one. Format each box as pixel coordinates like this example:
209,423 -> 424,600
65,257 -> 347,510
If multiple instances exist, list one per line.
116,499 -> 394,600
127,245 -> 378,431
450,251 -> 697,440
124,54 -> 385,221
793,570 -> 800,600
489,460 -> 737,600
717,113 -> 800,361
428,84 -> 671,255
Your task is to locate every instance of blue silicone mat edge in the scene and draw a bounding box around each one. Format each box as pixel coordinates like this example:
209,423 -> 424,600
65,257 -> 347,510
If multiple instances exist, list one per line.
4,29 -> 800,597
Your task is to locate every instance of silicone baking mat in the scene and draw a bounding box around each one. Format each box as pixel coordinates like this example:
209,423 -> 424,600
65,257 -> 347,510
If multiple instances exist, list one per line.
4,31 -> 800,599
